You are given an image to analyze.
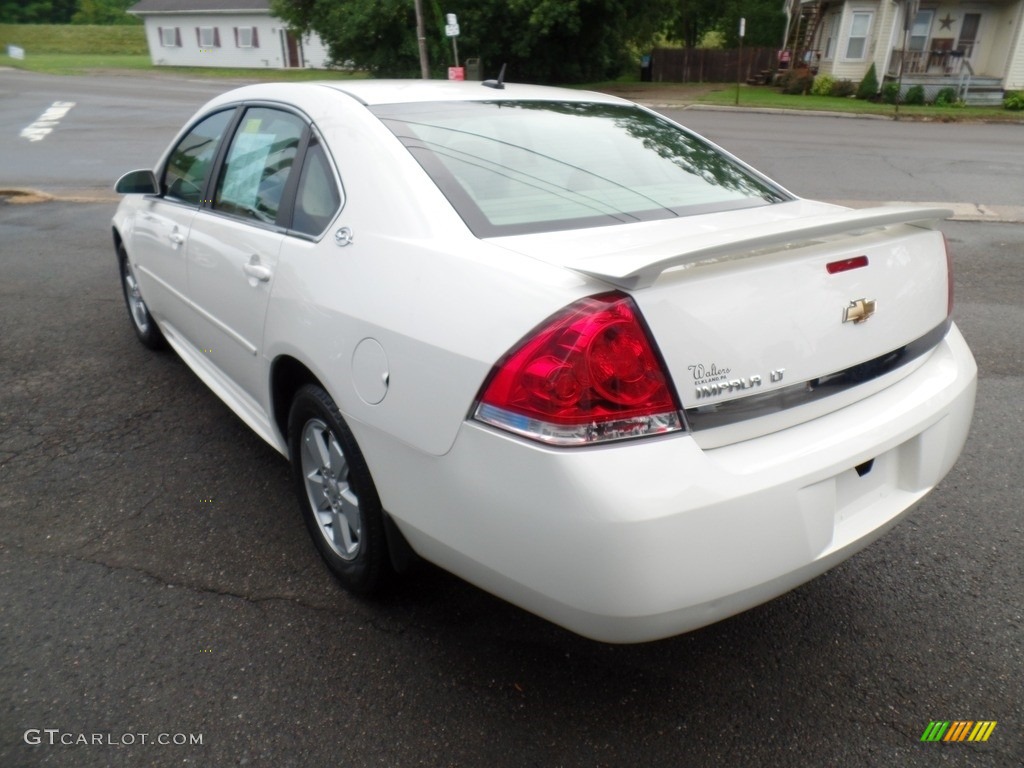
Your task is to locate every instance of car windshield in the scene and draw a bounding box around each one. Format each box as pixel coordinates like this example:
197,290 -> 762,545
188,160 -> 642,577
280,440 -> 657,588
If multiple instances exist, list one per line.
372,100 -> 790,237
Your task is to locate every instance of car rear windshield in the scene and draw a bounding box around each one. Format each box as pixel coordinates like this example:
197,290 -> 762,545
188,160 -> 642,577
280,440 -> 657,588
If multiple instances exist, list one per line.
372,100 -> 791,237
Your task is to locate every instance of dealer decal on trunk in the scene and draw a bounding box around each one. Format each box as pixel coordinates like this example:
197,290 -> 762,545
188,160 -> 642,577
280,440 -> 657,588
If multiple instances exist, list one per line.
689,363 -> 785,400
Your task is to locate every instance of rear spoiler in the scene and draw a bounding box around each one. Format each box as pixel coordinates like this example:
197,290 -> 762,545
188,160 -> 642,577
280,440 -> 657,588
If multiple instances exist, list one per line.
572,206 -> 953,290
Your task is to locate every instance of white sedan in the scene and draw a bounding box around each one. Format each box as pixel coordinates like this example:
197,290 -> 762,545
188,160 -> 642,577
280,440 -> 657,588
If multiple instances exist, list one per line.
113,80 -> 976,643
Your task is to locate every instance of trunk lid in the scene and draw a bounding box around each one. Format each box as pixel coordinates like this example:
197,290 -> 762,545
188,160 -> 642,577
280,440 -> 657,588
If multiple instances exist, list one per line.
490,201 -> 953,447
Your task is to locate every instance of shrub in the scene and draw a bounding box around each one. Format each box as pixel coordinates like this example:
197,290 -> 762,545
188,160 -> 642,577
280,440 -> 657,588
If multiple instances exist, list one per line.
811,74 -> 835,96
779,69 -> 814,95
934,87 -> 959,106
856,63 -> 879,99
830,79 -> 856,98
1004,91 -> 1024,110
904,84 -> 926,105
881,82 -> 900,104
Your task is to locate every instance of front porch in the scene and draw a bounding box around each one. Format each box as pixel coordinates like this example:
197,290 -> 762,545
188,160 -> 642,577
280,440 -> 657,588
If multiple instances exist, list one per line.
887,50 -> 1005,105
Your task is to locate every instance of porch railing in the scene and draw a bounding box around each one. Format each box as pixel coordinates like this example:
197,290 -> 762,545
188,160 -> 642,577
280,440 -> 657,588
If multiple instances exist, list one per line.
887,48 -> 966,77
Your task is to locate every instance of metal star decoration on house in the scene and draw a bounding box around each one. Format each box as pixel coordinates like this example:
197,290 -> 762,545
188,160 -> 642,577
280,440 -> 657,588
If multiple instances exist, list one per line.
939,14 -> 956,30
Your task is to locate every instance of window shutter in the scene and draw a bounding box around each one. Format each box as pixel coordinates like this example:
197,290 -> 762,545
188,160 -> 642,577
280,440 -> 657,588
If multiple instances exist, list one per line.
195,27 -> 200,46
233,27 -> 238,47
175,27 -> 181,47
253,27 -> 259,48
214,28 -> 220,47
158,26 -> 164,46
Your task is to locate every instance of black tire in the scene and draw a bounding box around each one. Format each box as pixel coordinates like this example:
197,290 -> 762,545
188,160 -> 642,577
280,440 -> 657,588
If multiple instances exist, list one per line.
117,243 -> 167,350
288,384 -> 391,595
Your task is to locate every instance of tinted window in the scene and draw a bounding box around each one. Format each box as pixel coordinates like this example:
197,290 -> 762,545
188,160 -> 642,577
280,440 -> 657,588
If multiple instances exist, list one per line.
373,101 -> 790,237
291,136 -> 342,236
163,109 -> 233,204
214,107 -> 305,225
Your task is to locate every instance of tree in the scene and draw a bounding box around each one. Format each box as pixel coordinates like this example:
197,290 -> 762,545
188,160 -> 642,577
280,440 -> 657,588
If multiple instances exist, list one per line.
272,0 -> 675,82
715,0 -> 786,48
663,0 -> 784,50
72,0 -> 140,24
0,0 -> 72,23
668,0 -> 721,49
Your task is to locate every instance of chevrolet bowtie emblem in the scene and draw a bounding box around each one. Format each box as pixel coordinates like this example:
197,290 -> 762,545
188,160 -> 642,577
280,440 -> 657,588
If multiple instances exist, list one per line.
843,298 -> 877,324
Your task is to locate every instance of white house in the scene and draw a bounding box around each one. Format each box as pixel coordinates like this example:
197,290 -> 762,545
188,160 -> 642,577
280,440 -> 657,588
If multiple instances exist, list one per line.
129,0 -> 331,69
787,0 -> 1024,101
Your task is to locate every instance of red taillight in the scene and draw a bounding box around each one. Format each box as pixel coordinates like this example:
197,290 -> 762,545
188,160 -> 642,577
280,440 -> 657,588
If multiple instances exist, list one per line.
826,255 -> 869,274
474,292 -> 683,446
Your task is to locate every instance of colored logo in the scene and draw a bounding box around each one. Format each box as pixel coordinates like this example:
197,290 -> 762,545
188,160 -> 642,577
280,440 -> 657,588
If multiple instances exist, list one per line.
843,297 -> 877,324
920,721 -> 997,742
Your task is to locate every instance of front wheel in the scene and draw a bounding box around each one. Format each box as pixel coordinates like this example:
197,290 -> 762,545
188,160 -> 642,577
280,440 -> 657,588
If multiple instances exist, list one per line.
117,243 -> 166,350
288,384 -> 391,595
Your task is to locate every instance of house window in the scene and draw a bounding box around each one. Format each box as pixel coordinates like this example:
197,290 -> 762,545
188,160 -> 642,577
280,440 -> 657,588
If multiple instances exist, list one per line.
844,11 -> 872,59
159,27 -> 181,47
908,10 -> 933,52
235,26 -> 259,48
197,26 -> 221,48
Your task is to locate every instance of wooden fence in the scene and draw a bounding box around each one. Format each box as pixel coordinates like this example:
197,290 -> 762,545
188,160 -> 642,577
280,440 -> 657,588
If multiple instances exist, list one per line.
651,47 -> 778,83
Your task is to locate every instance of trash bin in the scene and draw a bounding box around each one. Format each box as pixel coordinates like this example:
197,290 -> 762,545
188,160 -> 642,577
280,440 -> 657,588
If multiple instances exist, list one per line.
640,54 -> 652,82
466,57 -> 482,81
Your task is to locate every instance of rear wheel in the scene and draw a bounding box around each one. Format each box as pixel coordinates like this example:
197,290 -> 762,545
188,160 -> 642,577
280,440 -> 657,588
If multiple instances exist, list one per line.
288,384 -> 390,594
117,243 -> 166,350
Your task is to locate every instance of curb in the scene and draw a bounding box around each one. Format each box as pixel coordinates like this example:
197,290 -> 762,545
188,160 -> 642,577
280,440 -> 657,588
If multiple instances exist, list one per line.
677,104 -> 894,120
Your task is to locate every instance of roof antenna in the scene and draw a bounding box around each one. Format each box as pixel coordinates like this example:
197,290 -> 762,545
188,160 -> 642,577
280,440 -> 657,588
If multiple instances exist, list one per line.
482,63 -> 506,90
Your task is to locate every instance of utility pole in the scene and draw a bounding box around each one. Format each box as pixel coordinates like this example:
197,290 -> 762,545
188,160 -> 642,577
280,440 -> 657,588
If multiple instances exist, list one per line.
736,17 -> 745,106
414,0 -> 429,79
895,0 -> 919,120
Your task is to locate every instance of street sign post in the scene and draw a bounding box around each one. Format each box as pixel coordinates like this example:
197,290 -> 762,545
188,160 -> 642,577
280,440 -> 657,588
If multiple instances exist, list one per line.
446,12 -> 460,70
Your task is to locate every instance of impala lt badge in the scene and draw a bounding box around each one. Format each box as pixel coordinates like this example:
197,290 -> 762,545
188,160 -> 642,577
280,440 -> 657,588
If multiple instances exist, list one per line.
843,298 -> 876,324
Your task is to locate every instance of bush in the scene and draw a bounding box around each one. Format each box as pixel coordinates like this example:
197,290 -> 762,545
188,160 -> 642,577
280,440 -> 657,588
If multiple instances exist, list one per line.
881,82 -> 900,104
779,69 -> 814,95
934,87 -> 959,106
830,79 -> 856,98
856,63 -> 879,99
904,84 -> 926,105
811,74 -> 835,96
1004,91 -> 1024,110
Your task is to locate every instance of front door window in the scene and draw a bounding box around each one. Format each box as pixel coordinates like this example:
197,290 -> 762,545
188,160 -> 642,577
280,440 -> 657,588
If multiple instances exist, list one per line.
958,13 -> 980,60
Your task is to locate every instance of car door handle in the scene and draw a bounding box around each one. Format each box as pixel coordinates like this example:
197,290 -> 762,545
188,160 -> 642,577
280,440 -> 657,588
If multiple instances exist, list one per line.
168,231 -> 185,245
243,261 -> 272,282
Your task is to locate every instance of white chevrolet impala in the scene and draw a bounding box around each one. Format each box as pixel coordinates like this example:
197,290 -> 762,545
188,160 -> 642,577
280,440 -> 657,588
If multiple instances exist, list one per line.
112,81 -> 976,643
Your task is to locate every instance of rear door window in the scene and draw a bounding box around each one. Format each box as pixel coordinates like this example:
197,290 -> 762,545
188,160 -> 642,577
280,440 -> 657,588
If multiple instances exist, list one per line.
213,107 -> 306,225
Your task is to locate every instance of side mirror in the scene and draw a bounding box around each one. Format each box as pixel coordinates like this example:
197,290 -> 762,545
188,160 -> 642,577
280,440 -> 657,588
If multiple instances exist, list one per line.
115,169 -> 159,195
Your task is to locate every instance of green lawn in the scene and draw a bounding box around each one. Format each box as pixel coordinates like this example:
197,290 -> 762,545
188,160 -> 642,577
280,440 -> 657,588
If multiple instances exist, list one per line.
0,23 -> 147,55
698,84 -> 1019,122
1,53 -> 153,74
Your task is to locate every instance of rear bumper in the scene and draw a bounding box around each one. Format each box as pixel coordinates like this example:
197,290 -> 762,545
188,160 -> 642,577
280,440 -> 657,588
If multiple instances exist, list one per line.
364,323 -> 977,643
